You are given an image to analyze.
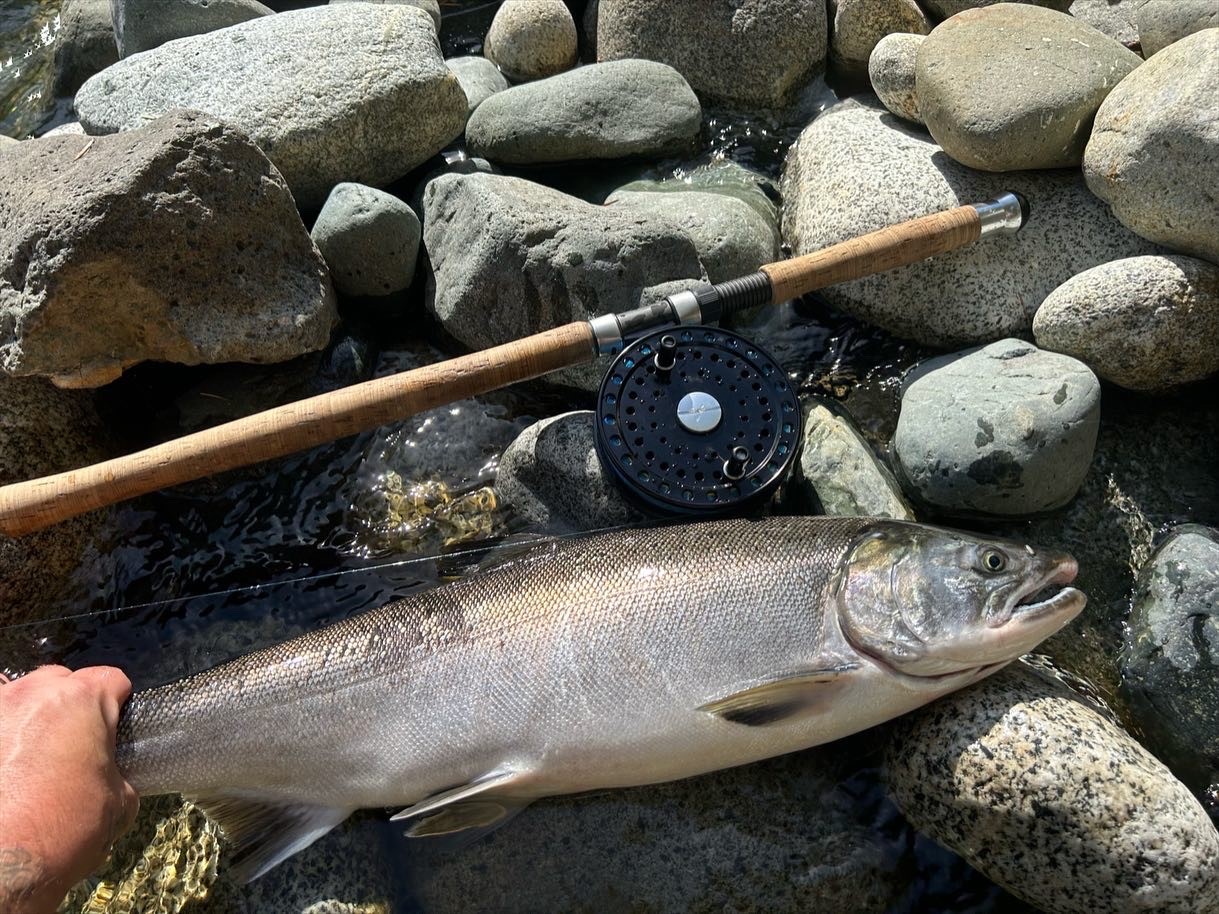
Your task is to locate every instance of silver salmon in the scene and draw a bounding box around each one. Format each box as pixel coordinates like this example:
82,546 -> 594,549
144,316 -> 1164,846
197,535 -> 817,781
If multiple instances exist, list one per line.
116,516 -> 1085,880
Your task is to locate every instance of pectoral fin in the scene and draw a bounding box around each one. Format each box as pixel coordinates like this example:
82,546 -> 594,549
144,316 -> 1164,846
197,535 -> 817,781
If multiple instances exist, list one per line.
391,767 -> 532,841
698,663 -> 860,726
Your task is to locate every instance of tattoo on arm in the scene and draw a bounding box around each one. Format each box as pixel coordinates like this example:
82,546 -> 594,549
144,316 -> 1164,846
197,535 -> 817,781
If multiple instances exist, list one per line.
0,847 -> 44,907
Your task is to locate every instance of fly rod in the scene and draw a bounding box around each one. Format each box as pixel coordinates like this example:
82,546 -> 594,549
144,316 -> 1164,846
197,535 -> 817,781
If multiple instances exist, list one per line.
0,193 -> 1027,537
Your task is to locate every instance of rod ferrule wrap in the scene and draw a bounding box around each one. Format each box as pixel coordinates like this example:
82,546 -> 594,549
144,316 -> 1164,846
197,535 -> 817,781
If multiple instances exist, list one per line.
974,192 -> 1029,237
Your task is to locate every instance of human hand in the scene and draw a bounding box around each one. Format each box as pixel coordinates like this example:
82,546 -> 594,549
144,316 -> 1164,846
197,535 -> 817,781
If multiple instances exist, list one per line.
0,665 -> 140,914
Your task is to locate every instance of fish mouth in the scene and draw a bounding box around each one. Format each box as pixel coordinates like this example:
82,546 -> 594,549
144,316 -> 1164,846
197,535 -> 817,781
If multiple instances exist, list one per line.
990,557 -> 1084,627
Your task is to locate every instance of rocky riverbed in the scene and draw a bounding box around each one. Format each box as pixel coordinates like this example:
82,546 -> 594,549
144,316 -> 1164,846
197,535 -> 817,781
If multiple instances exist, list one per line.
2,2 -> 1218,913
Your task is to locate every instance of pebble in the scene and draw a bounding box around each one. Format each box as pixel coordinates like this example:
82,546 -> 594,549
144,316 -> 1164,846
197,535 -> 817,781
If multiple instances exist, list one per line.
484,0 -> 577,82
466,60 -> 701,165
51,0 -> 119,95
867,32 -> 924,123
885,665 -> 1219,914
830,0 -> 931,81
446,56 -> 509,115
329,0 -> 442,32
311,183 -> 421,298
74,5 -> 467,208
1084,29 -> 1219,264
921,0 -> 1070,18
589,0 -> 828,108
1137,1 -> 1219,55
915,3 -> 1141,171
0,110 -> 336,388
111,0 -> 272,58
893,339 -> 1100,516
1033,255 -> 1219,391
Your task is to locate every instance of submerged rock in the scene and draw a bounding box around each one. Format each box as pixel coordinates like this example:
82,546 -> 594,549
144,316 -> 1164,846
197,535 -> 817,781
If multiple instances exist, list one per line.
51,0 -> 119,96
484,0 -> 577,82
0,110 -> 336,387
111,0 -> 273,58
311,183 -> 421,298
885,665 -> 1219,914
446,56 -> 509,116
1137,1 -> 1219,55
868,32 -> 925,124
830,0 -> 931,81
75,5 -> 467,208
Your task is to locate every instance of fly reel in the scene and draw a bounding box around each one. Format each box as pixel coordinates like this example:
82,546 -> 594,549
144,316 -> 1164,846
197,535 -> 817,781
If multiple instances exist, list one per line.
595,326 -> 801,515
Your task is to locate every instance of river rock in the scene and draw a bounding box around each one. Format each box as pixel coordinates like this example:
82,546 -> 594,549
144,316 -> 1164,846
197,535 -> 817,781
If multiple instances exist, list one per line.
590,0 -> 828,108
885,665 -> 1219,914
0,110 -> 336,387
408,153 -> 499,224
915,4 -> 1141,171
447,56 -> 509,115
51,0 -> 119,96
465,60 -> 700,165
311,183 -> 421,298
780,97 -> 1162,347
1033,255 -> 1219,391
921,0 -> 1070,18
893,340 -> 1100,516
111,0 -> 273,58
868,32 -> 924,123
1137,1 -> 1219,55
329,0 -> 442,32
0,135 -> 18,150
75,5 -> 467,209
830,0 -> 930,80
40,121 -> 87,138
1084,29 -> 1219,264
1122,526 -> 1219,793
1069,0 -> 1149,50
484,0 -> 577,82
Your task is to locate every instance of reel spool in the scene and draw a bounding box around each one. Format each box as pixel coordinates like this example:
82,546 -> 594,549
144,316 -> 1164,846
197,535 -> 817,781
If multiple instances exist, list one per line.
595,326 -> 801,515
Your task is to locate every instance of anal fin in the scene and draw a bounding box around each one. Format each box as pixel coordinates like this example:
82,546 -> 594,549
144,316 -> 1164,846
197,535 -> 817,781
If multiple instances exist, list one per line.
698,663 -> 860,726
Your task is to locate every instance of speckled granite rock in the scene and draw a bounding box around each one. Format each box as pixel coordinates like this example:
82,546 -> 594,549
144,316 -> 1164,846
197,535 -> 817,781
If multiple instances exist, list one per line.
1034,255 -> 1219,391
39,121 -> 87,138
1084,29 -> 1219,265
1122,525 -> 1219,794
484,0 -> 577,82
51,0 -> 118,95
868,32 -> 925,124
590,0 -> 828,108
1137,1 -> 1219,55
1069,0 -> 1149,50
75,5 -> 467,208
780,97 -> 1162,347
0,135 -> 18,149
916,4 -> 1141,171
494,411 -> 648,531
465,60 -> 701,165
830,0 -> 930,80
885,665 -> 1219,914
311,183 -> 420,298
922,0 -> 1070,18
447,55 -> 509,115
0,110 -> 336,388
893,340 -> 1100,516
111,0 -> 273,57
329,0 -> 441,32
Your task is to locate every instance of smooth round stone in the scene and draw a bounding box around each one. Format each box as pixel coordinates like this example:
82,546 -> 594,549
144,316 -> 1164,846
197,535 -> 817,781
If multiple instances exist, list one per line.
916,3 -> 1141,171
329,0 -> 442,32
311,183 -> 421,298
1137,0 -> 1219,55
1033,255 -> 1219,391
830,0 -> 930,80
446,55 -> 509,115
1068,0 -> 1148,50
922,0 -> 1069,17
893,339 -> 1100,516
484,0 -> 577,82
1084,29 -> 1219,264
885,665 -> 1219,914
868,32 -> 924,123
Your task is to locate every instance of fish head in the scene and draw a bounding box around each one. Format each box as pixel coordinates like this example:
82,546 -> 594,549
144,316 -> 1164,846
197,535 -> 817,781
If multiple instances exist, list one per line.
835,521 -> 1085,680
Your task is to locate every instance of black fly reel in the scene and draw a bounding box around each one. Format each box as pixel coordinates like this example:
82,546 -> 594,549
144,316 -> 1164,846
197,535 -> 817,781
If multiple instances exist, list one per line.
594,326 -> 801,515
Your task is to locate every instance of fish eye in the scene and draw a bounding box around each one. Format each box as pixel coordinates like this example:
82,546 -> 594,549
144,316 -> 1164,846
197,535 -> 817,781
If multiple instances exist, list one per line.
980,549 -> 1007,573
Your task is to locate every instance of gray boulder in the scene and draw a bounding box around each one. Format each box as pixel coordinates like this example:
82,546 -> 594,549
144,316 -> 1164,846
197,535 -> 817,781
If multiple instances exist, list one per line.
408,153 -> 499,224
0,110 -> 336,388
0,135 -> 18,150
830,0 -> 930,80
922,0 -> 1070,18
608,159 -> 779,224
780,97 -> 1162,347
494,411 -> 648,531
1122,525 -> 1219,793
75,6 -> 467,208
893,340 -> 1100,516
329,0 -> 442,32
1084,29 -> 1219,265
311,183 -> 421,298
111,0 -> 273,58
39,121 -> 87,138
885,665 -> 1219,914
465,60 -> 701,166
1137,1 -> 1219,55
590,0 -> 828,108
446,56 -> 509,115
868,32 -> 925,124
1069,0 -> 1149,50
916,4 -> 1141,171
1033,255 -> 1219,391
51,0 -> 119,96
484,0 -> 577,82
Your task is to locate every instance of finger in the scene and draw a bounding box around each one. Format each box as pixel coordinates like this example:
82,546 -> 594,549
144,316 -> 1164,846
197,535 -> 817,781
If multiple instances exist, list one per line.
115,779 -> 140,838
30,664 -> 73,679
72,666 -> 133,732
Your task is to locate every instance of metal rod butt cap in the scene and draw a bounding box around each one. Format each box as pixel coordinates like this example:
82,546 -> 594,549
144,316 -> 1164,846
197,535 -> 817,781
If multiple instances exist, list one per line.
974,192 -> 1029,237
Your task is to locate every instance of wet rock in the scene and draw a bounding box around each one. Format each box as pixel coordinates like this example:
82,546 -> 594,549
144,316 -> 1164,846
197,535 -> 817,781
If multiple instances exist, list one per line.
111,0 -> 273,58
311,183 -> 421,298
1069,0 -> 1149,50
1084,29 -> 1219,264
75,5 -> 467,208
791,402 -> 914,519
885,665 -> 1219,914
465,59 -> 701,165
1122,526 -> 1219,794
868,32 -> 924,124
484,0 -> 577,82
494,411 -> 648,531
893,339 -> 1100,516
590,0 -> 828,108
1033,255 -> 1219,391
830,0 -> 930,81
915,4 -> 1141,171
446,56 -> 509,115
1137,1 -> 1219,55
921,0 -> 1070,18
608,159 -> 779,224
0,110 -> 336,387
330,0 -> 442,32
780,97 -> 1162,347
51,0 -> 119,96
